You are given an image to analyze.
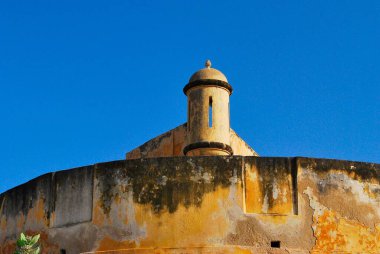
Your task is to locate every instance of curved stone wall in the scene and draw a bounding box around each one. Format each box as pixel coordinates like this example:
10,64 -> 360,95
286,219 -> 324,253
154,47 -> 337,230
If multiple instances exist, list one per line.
0,157 -> 379,253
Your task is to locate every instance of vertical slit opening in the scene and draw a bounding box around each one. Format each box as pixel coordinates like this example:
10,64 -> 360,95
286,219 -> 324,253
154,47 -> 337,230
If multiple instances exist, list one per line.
209,96 -> 213,127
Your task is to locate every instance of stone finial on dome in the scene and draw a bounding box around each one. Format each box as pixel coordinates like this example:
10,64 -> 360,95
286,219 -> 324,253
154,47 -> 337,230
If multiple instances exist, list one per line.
189,59 -> 228,82
205,59 -> 211,68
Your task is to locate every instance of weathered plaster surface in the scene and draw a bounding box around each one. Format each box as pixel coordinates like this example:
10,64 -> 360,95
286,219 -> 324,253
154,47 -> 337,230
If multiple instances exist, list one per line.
185,86 -> 231,155
126,124 -> 258,159
0,157 -> 379,254
298,158 -> 380,253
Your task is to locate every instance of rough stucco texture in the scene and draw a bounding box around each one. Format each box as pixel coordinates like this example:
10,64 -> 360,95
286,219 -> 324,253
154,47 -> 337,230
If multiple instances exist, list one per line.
126,124 -> 258,159
186,86 -> 231,148
0,156 -> 379,254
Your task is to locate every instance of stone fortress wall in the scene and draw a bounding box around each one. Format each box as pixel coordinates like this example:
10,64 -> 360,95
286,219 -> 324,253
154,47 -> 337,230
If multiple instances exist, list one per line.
2,60 -> 378,254
1,156 -> 379,253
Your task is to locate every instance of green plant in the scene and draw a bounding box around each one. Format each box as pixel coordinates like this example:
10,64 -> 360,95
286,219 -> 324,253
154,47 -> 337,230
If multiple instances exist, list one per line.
14,233 -> 40,254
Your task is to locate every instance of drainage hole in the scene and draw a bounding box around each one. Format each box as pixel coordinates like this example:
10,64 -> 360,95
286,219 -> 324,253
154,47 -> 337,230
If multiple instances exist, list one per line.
271,241 -> 281,248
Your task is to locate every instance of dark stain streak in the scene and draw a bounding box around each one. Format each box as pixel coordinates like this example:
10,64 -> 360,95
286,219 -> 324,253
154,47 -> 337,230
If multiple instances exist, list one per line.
299,157 -> 380,182
1,156 -> 378,226
0,173 -> 52,219
291,158 -> 298,215
244,157 -> 295,214
96,156 -> 241,214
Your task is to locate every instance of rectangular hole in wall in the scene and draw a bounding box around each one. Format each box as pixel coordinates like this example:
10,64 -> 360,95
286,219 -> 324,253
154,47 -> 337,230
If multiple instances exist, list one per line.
209,96 -> 213,127
271,241 -> 281,248
60,250 -> 66,254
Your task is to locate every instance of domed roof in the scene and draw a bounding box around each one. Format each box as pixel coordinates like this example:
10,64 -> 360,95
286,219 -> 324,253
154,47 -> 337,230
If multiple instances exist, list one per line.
189,60 -> 228,83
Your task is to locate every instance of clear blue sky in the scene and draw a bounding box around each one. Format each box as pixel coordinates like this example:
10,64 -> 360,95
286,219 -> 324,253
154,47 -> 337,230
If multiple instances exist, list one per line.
0,1 -> 379,193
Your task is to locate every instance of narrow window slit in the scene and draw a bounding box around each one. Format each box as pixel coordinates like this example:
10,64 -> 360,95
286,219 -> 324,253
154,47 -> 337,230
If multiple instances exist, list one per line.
271,241 -> 281,248
209,96 -> 213,127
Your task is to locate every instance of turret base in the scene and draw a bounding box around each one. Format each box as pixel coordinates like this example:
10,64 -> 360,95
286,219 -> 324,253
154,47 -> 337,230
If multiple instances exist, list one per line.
183,141 -> 233,156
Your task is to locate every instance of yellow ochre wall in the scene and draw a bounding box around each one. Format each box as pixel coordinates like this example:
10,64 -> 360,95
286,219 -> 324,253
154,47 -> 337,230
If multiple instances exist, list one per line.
1,157 -> 379,254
